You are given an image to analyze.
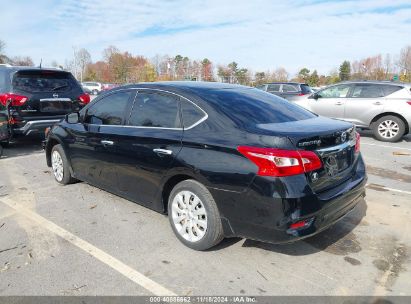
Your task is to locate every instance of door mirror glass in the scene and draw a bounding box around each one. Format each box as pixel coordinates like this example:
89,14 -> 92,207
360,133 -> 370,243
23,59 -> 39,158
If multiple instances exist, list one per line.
66,112 -> 80,124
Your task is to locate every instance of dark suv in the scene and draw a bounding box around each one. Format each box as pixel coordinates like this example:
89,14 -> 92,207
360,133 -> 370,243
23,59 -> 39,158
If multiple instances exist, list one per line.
257,82 -> 313,101
44,82 -> 366,250
0,65 -> 90,141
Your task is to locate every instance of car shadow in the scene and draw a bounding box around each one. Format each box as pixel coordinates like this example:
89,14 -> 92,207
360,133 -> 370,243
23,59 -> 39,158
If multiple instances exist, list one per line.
0,135 -> 44,160
236,198 -> 368,256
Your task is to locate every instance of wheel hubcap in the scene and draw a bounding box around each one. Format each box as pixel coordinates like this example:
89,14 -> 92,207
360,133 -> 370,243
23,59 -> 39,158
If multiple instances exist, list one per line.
51,150 -> 64,182
171,191 -> 207,242
378,120 -> 399,139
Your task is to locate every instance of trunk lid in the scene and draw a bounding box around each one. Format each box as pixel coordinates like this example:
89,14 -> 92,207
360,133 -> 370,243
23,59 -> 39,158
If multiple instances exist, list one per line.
257,116 -> 357,192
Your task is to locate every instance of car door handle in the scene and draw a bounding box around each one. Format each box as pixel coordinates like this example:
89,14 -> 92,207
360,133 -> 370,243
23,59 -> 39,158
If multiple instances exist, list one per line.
373,101 -> 382,105
153,148 -> 173,155
335,101 -> 344,105
101,140 -> 114,146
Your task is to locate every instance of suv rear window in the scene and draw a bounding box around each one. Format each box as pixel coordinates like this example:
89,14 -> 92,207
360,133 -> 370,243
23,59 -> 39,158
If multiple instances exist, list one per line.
12,70 -> 77,93
199,88 -> 316,126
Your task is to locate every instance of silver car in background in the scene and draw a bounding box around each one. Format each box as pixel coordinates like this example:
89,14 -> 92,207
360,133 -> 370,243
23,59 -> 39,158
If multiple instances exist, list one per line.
294,81 -> 411,142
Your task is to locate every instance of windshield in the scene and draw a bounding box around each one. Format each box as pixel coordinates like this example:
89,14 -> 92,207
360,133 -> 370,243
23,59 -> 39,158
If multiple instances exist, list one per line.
199,88 -> 316,126
12,71 -> 76,93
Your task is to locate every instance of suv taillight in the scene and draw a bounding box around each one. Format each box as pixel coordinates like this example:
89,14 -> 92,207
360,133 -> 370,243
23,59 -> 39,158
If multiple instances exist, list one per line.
355,132 -> 360,153
78,93 -> 90,105
237,146 -> 323,177
0,93 -> 28,106
407,101 -> 411,105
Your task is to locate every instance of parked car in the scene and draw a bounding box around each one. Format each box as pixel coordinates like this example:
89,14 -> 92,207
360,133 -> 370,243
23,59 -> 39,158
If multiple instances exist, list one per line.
101,83 -> 120,91
44,82 -> 366,250
293,81 -> 411,142
256,82 -> 313,101
0,65 -> 90,140
81,82 -> 102,95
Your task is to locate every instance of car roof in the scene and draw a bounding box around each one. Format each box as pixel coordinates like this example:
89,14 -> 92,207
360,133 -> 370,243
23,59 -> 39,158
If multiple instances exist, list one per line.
339,80 -> 410,87
110,81 -> 253,94
0,65 -> 68,74
265,82 -> 307,85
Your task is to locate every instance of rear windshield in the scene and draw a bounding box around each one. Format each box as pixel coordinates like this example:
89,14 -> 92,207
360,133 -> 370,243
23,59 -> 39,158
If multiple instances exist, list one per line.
0,71 -> 7,91
199,88 -> 316,126
12,70 -> 77,93
301,84 -> 313,94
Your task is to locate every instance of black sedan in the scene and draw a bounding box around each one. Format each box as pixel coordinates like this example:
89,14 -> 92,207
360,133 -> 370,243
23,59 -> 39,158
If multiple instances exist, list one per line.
44,82 -> 366,250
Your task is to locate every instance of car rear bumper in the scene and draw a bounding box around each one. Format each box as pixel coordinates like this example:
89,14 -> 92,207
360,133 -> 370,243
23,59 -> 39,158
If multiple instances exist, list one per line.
12,119 -> 61,136
212,155 -> 367,244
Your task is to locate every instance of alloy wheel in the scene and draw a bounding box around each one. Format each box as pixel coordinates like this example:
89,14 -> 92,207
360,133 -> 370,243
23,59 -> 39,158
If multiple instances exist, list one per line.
171,190 -> 208,242
51,150 -> 64,182
378,120 -> 399,139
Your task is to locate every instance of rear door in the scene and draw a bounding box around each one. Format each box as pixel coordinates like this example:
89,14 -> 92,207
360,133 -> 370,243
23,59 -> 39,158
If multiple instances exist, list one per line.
11,70 -> 84,120
114,90 -> 183,210
308,84 -> 352,120
343,83 -> 385,127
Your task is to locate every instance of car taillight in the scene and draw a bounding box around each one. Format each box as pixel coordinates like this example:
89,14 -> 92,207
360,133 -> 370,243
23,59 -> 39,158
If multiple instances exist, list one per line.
407,101 -> 411,105
355,132 -> 360,153
237,146 -> 322,177
78,93 -> 90,105
0,93 -> 28,106
297,93 -> 305,96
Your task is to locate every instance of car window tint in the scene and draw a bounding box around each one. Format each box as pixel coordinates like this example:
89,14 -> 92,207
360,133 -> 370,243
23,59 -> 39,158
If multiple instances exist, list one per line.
301,84 -> 313,94
198,88 -> 316,126
351,84 -> 383,98
382,85 -> 403,96
282,84 -> 298,92
181,99 -> 206,128
0,72 -> 7,90
12,71 -> 77,93
318,84 -> 351,98
267,84 -> 281,92
128,92 -> 180,128
85,91 -> 132,125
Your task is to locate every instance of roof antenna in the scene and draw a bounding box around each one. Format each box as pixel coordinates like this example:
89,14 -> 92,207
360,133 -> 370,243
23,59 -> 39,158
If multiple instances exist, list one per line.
39,58 -> 42,69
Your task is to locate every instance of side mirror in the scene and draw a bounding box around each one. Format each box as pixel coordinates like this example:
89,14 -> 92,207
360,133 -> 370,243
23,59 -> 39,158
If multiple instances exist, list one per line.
310,93 -> 319,100
66,112 -> 80,124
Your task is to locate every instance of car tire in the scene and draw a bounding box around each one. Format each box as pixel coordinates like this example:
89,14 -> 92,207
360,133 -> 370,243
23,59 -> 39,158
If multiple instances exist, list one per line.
372,115 -> 405,142
51,144 -> 76,185
168,179 -> 224,250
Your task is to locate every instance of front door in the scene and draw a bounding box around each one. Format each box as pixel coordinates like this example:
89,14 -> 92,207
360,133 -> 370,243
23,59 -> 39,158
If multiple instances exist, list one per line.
68,90 -> 134,190
308,84 -> 352,120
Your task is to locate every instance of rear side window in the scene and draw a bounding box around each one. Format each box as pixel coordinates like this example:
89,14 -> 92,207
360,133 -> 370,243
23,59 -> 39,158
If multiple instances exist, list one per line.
199,88 -> 316,126
128,92 -> 180,128
12,71 -> 78,93
351,84 -> 384,98
267,84 -> 280,92
282,84 -> 298,92
382,85 -> 403,96
181,99 -> 206,128
85,91 -> 132,125
0,71 -> 7,91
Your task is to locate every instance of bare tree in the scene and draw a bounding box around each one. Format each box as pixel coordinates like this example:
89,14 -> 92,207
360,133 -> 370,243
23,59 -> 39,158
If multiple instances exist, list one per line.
398,45 -> 411,81
12,56 -> 34,66
77,48 -> 91,82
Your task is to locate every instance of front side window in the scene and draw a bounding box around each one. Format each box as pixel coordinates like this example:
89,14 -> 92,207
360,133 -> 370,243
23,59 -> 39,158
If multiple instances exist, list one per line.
128,92 -> 180,128
351,84 -> 384,98
84,91 -> 132,125
318,84 -> 351,98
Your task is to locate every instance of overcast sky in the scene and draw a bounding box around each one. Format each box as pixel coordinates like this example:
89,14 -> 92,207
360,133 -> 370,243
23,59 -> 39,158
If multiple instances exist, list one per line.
1,0 -> 411,75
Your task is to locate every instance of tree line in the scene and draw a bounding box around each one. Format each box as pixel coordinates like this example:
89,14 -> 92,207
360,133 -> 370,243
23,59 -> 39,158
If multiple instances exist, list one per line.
1,38 -> 411,86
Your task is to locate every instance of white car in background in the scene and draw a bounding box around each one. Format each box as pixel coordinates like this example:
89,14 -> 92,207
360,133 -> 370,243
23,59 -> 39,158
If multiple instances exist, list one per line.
81,82 -> 102,95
